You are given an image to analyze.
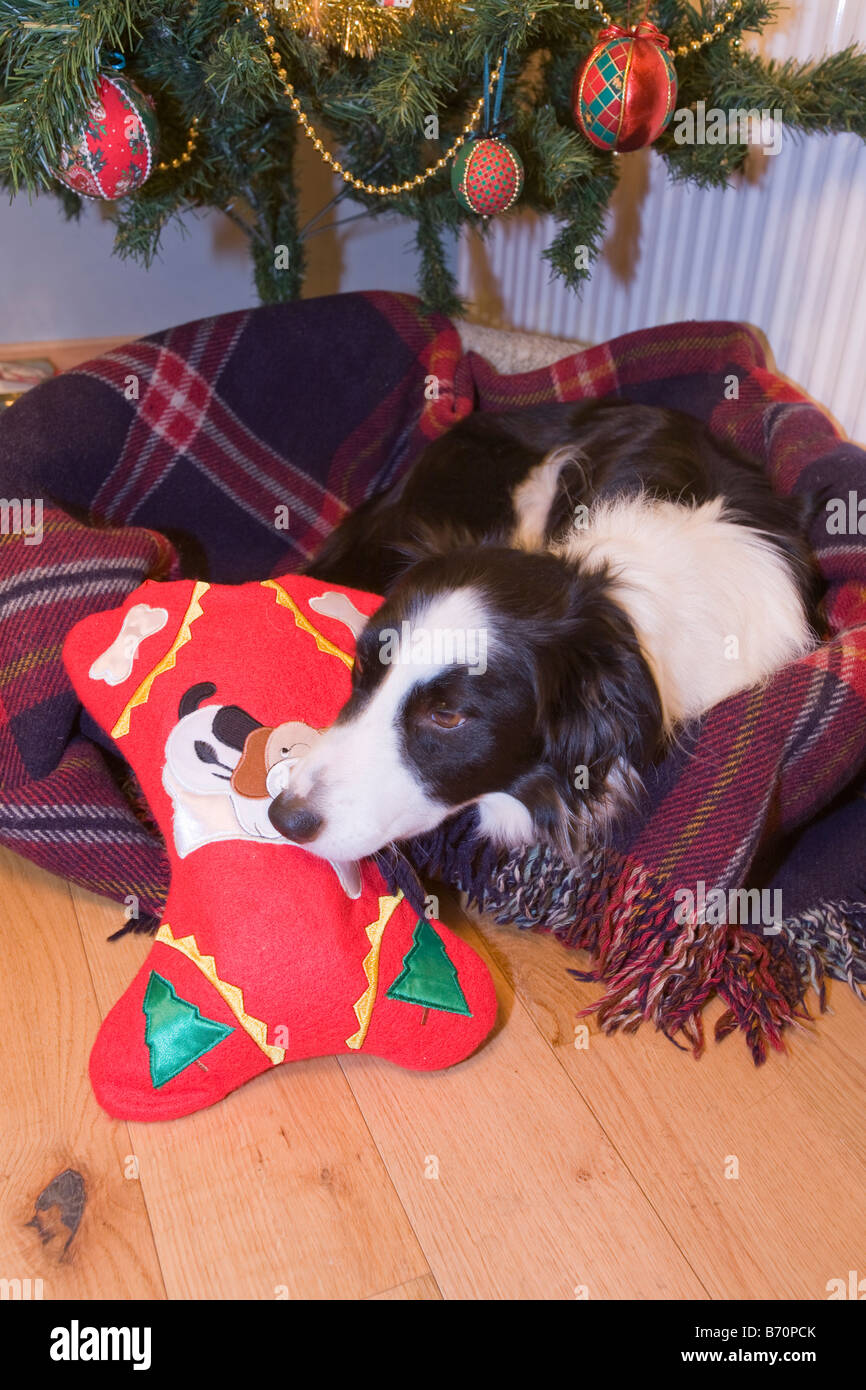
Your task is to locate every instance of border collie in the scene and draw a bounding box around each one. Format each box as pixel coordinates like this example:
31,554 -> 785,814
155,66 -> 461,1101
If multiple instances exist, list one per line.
267,399 -> 821,863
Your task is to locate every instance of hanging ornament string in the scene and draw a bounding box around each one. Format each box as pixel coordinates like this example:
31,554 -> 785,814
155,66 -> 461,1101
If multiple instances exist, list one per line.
252,0 -> 503,196
589,0 -> 744,57
482,42 -> 509,136
451,47 -> 523,217
482,49 -> 491,132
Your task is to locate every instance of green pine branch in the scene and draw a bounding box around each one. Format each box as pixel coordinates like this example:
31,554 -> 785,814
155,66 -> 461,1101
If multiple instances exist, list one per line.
0,0 -> 864,313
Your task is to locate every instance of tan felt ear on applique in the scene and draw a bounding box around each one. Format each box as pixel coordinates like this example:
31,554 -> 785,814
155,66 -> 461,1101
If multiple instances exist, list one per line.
230,726 -> 274,799
231,720 -> 319,800
264,722 -> 316,769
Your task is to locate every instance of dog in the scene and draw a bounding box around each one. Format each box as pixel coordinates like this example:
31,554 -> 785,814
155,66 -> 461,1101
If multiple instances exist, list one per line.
267,399 -> 822,864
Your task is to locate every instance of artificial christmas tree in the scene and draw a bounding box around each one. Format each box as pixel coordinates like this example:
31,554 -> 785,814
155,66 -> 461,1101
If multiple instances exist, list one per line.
1,0 -> 864,310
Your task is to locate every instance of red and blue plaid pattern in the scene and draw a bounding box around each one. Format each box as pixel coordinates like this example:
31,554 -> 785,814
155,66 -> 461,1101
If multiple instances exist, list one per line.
1,292 -> 864,1061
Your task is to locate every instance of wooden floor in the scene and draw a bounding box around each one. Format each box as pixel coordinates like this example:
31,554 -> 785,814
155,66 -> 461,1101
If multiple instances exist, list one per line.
1,843 -> 865,1301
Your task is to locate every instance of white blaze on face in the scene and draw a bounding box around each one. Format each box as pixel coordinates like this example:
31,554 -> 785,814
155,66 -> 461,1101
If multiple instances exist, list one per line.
285,588 -> 492,861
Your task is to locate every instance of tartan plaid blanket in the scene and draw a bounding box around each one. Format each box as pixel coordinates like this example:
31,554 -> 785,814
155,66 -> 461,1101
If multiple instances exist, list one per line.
1,290 -> 865,1063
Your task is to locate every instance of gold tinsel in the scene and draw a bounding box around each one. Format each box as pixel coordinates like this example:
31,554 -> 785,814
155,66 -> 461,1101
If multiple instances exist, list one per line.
270,0 -> 457,59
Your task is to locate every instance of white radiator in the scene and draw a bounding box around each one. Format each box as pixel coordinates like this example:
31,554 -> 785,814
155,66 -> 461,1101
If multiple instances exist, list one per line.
457,0 -> 866,443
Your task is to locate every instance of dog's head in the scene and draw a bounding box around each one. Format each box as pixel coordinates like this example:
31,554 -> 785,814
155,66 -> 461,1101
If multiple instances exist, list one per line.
268,545 -> 663,862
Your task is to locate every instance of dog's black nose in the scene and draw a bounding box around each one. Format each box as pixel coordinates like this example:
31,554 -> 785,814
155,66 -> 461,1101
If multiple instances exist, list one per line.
268,793 -> 323,844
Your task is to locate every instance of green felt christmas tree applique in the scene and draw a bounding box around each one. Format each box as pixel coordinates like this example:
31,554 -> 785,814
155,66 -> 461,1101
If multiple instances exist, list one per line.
386,918 -> 472,1017
142,970 -> 234,1088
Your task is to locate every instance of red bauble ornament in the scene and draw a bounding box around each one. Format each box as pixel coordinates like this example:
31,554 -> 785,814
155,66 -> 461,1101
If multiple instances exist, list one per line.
54,73 -> 159,201
451,136 -> 524,217
573,20 -> 677,154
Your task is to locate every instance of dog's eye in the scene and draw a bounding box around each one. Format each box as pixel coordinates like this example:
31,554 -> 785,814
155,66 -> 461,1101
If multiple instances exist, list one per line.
430,707 -> 466,729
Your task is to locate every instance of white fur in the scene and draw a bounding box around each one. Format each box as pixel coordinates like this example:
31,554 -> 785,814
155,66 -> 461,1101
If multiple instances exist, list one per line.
475,791 -> 535,846
290,493 -> 814,862
285,589 -> 491,861
556,494 -> 815,727
510,447 -> 583,552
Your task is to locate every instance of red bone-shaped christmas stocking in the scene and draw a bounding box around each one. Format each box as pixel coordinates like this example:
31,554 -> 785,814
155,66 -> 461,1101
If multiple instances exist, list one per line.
63,574 -> 497,1121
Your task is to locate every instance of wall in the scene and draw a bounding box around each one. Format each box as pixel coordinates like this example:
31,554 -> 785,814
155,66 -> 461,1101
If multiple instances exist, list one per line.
457,0 -> 866,443
0,132 -> 431,344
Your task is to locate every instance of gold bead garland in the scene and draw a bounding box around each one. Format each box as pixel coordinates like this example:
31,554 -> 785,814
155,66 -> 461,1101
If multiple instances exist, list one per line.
252,0 -> 746,199
252,0 -> 502,197
155,116 -> 201,173
590,0 -> 744,57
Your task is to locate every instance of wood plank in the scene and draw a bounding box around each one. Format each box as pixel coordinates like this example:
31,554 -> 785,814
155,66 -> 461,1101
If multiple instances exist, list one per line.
781,986 -> 866,1169
339,900 -> 706,1300
368,1274 -> 442,1300
469,907 -> 866,1301
0,848 -> 165,1300
70,882 -> 435,1300
6,840 -> 862,1301
0,336 -> 133,375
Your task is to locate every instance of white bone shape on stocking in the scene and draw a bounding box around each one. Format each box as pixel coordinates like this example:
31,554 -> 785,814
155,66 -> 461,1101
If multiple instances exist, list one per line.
89,604 -> 169,686
308,591 -> 369,643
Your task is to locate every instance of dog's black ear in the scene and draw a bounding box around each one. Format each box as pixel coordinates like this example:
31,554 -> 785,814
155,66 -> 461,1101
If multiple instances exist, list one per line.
522,579 -> 663,857
396,521 -> 487,565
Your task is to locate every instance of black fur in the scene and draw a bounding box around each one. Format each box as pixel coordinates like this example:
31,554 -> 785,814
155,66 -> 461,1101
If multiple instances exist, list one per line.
336,545 -> 663,856
295,399 -> 822,858
307,398 -> 823,629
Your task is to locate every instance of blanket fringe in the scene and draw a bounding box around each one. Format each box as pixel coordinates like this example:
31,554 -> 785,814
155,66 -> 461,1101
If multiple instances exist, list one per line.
773,899 -> 866,1007
405,818 -> 866,1064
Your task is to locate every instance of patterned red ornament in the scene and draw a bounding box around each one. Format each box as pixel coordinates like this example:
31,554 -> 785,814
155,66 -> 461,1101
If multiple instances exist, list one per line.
573,20 -> 677,153
451,136 -> 524,217
54,73 -> 159,201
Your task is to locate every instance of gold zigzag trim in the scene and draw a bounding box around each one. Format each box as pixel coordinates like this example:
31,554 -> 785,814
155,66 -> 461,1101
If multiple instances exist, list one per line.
156,921 -> 286,1065
261,579 -> 353,669
112,581 -> 210,739
346,892 -> 404,1051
